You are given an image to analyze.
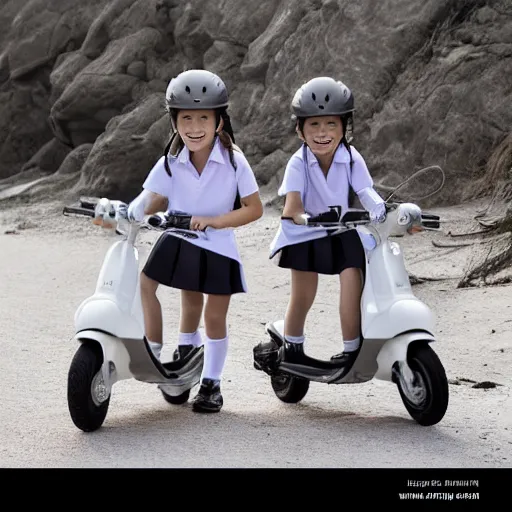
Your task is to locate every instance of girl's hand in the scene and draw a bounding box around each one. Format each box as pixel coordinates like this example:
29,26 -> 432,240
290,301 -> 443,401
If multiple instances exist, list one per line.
281,212 -> 307,225
190,216 -> 218,231
293,212 -> 307,225
93,198 -> 117,229
407,225 -> 424,234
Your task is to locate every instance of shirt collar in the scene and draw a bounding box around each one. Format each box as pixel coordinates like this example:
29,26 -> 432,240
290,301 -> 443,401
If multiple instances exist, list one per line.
177,136 -> 228,166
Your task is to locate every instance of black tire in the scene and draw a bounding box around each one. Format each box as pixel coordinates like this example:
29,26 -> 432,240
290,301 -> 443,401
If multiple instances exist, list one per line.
161,388 -> 190,405
67,341 -> 110,432
396,341 -> 449,426
271,373 -> 309,403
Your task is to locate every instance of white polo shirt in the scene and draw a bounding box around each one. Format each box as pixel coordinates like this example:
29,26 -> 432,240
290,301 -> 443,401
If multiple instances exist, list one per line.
269,142 -> 384,259
142,136 -> 259,289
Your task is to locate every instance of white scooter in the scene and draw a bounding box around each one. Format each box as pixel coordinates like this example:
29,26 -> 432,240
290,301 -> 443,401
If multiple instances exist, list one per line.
63,198 -> 206,432
253,201 -> 449,426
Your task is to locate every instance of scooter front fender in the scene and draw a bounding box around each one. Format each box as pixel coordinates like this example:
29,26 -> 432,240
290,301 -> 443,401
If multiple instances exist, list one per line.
75,330 -> 134,382
374,331 -> 436,382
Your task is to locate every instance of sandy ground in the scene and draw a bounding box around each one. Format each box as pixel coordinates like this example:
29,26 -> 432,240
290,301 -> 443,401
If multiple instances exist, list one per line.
0,195 -> 511,468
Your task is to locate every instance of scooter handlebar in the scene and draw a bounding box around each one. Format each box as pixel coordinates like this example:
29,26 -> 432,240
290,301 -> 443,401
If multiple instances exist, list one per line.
287,204 -> 441,232
62,198 -> 205,240
146,212 -> 193,230
144,211 -> 209,240
62,206 -> 95,218
282,207 -> 370,228
62,199 -> 127,224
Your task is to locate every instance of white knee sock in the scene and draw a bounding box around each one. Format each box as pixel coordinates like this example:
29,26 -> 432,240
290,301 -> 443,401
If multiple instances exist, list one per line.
147,339 -> 162,359
201,335 -> 228,382
343,336 -> 360,352
178,330 -> 203,347
285,334 -> 305,344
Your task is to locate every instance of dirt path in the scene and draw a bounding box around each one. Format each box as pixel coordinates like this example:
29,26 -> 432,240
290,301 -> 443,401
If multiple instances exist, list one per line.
0,198 -> 510,467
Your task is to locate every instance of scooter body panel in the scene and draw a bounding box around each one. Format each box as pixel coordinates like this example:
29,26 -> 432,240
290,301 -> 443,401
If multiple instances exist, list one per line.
94,239 -> 140,312
75,298 -> 145,340
374,331 -> 436,382
331,337 -> 387,384
263,320 -> 380,384
361,240 -> 436,339
267,319 -> 285,342
74,239 -> 145,339
363,298 -> 435,340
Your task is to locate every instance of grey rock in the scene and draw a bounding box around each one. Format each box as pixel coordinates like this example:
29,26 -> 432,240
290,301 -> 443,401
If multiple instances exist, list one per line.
0,0 -> 509,207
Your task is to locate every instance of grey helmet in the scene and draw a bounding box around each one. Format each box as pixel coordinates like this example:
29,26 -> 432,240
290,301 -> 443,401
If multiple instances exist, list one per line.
291,76 -> 354,118
165,69 -> 229,111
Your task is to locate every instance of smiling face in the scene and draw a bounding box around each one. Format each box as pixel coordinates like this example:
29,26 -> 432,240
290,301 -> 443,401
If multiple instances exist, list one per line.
176,109 -> 219,152
300,115 -> 343,158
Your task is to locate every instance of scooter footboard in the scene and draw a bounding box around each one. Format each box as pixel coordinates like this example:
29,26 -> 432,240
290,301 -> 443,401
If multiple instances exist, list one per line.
119,337 -> 204,384
159,351 -> 204,391
76,330 -> 204,385
374,331 -> 436,382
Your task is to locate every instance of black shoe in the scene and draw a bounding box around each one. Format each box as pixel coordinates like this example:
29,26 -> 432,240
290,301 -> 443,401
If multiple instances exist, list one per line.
254,339 -> 278,354
330,349 -> 358,364
173,344 -> 195,361
282,341 -> 307,364
253,339 -> 281,372
192,378 -> 223,413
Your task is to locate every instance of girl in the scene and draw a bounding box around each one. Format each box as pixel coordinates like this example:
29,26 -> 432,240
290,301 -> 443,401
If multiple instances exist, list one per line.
128,69 -> 263,412
269,76 -> 386,365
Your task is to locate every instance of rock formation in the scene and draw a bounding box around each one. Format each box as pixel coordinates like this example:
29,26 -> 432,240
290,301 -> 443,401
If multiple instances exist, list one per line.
0,0 -> 509,210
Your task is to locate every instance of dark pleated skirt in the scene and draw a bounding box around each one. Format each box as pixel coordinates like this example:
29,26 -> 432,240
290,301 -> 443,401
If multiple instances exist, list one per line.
276,229 -> 366,276
142,232 -> 245,295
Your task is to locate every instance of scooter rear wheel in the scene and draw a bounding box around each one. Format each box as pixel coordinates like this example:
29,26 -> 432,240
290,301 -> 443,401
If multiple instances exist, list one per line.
160,388 -> 190,405
271,373 -> 309,403
396,341 -> 449,426
67,341 -> 110,432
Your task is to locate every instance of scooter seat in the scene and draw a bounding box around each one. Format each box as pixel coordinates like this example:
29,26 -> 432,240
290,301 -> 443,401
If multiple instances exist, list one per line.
266,321 -> 285,345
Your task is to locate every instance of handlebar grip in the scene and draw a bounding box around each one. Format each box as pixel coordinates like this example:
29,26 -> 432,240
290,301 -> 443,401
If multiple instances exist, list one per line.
421,212 -> 440,229
422,220 -> 440,229
62,206 -> 95,217
341,210 -> 370,223
165,214 -> 192,230
308,210 -> 341,223
421,212 -> 440,221
146,215 -> 163,227
147,213 -> 193,230
79,197 -> 99,210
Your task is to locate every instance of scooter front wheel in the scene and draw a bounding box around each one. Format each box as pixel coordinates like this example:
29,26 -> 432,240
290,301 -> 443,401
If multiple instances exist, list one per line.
271,373 -> 309,403
67,341 -> 110,432
395,341 -> 449,426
